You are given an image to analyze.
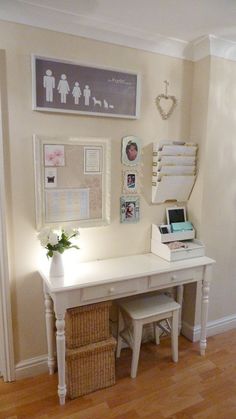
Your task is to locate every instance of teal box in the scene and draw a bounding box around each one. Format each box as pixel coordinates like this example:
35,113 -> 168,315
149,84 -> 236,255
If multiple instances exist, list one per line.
171,221 -> 193,232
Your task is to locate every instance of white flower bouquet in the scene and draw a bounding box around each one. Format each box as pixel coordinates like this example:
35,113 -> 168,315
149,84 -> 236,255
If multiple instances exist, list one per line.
38,227 -> 79,258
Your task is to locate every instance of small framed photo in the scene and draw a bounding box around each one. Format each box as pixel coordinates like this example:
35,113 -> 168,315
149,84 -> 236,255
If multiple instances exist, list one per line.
122,170 -> 139,194
120,195 -> 140,223
166,206 -> 186,225
121,136 -> 141,166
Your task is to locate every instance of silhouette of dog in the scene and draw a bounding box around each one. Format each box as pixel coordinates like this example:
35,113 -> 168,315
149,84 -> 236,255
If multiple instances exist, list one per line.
92,97 -> 102,107
104,99 -> 108,108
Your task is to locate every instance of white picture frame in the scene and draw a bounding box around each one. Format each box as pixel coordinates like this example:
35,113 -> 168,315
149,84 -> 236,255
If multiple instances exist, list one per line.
32,55 -> 141,119
122,169 -> 139,194
120,195 -> 140,223
166,206 -> 186,225
33,135 -> 111,230
121,136 -> 141,166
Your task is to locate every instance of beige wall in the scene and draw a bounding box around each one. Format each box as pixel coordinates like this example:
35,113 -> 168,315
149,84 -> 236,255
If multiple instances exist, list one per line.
189,55 -> 236,326
200,56 -> 236,320
3,20 -> 236,369
0,21 -> 193,364
188,57 -> 211,234
184,57 -> 211,327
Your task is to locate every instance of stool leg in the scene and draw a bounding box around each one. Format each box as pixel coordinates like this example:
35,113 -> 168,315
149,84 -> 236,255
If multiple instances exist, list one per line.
177,285 -> 184,335
131,320 -> 142,378
171,310 -> 179,363
154,322 -> 160,345
116,309 -> 124,358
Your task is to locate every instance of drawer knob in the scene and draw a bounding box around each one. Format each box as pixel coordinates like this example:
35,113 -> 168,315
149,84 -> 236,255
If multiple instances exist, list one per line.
171,275 -> 177,281
109,287 -> 115,294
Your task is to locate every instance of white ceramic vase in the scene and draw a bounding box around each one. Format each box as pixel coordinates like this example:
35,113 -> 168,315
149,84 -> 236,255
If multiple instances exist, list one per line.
49,252 -> 64,277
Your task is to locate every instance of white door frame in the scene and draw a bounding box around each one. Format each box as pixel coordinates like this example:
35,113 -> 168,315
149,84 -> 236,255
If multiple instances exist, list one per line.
0,49 -> 15,381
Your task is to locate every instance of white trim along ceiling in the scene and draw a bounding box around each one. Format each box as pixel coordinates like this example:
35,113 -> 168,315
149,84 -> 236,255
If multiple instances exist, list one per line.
0,0 -> 236,62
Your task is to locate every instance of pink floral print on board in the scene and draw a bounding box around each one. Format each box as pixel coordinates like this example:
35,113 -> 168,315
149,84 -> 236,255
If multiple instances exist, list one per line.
44,145 -> 65,166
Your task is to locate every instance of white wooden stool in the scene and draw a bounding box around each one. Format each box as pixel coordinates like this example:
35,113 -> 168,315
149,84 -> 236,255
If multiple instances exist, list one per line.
116,293 -> 180,378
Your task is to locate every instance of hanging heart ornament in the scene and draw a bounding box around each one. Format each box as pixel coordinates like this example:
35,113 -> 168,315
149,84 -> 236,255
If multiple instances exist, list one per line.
155,94 -> 177,120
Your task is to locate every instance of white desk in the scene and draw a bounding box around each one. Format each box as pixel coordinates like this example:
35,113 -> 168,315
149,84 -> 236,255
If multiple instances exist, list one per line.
39,252 -> 215,405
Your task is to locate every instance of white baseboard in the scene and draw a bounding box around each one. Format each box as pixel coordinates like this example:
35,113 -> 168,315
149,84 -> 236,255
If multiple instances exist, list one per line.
182,314 -> 236,342
15,354 -> 48,379
14,314 -> 236,379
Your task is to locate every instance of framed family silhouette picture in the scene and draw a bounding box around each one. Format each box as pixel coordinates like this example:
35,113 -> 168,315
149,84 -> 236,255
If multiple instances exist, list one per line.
32,55 -> 141,119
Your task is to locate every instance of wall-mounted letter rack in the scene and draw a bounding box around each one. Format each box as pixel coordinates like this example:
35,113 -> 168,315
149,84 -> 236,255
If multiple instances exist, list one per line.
152,140 -> 198,204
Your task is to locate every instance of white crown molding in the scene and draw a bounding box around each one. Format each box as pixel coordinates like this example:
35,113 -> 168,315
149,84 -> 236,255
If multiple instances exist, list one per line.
210,35 -> 236,62
0,0 -> 191,60
191,36 -> 211,62
191,35 -> 236,62
1,2 -> 236,62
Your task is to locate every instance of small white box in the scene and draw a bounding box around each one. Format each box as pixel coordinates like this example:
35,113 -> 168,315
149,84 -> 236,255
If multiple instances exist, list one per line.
151,238 -> 205,261
152,223 -> 195,244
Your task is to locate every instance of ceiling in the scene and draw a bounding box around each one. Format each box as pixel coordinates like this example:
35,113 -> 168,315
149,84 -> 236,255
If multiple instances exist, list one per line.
0,0 -> 236,60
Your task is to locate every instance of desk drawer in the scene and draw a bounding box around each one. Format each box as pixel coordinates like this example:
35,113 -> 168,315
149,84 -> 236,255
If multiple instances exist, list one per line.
149,267 -> 203,289
81,278 -> 146,302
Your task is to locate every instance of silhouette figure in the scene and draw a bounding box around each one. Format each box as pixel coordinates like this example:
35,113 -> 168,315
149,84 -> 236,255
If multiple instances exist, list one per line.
57,74 -> 70,103
83,85 -> 91,106
72,82 -> 82,105
43,69 -> 55,102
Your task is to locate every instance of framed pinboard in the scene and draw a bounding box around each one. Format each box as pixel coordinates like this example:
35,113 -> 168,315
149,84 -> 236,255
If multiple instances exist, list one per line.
33,135 -> 111,230
32,55 -> 141,119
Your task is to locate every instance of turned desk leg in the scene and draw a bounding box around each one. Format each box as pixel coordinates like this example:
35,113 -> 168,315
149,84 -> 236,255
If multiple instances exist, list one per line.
55,311 -> 66,405
200,265 -> 212,356
44,293 -> 56,375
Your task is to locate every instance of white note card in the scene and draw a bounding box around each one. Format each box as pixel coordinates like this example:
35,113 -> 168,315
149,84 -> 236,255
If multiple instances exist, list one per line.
84,147 -> 102,173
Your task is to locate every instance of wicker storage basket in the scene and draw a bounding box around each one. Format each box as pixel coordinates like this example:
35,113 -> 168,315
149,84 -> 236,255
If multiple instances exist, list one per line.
66,337 -> 116,398
65,301 -> 111,349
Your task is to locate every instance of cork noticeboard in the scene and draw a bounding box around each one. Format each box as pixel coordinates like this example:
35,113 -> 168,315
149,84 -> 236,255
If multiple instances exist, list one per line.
33,135 -> 111,229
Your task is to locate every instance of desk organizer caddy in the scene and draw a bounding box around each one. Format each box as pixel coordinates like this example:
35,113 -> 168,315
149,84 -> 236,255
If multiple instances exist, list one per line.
151,224 -> 205,261
65,301 -> 116,399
